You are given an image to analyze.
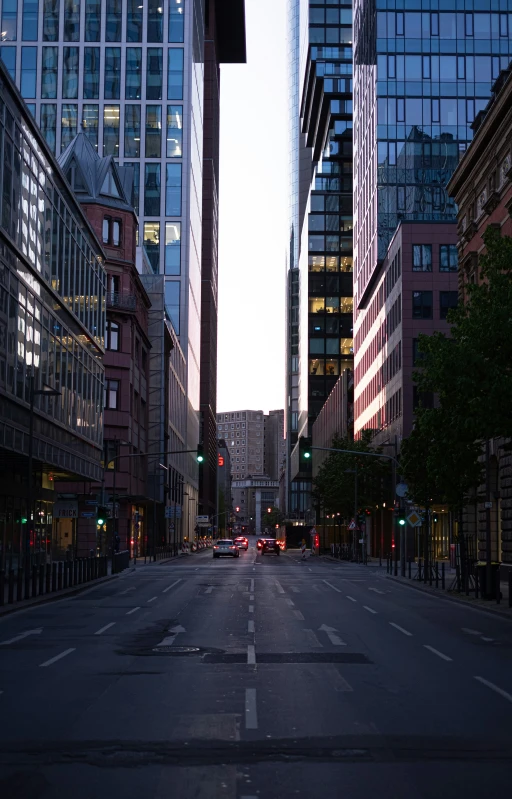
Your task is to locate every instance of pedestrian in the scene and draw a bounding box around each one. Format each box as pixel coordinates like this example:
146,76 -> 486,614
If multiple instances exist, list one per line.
301,539 -> 307,560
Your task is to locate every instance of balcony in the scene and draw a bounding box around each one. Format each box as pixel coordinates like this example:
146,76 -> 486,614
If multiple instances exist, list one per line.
106,292 -> 137,312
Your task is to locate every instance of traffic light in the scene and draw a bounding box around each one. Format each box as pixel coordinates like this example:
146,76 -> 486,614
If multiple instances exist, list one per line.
97,506 -> 108,526
218,453 -> 225,467
196,445 -> 205,464
395,509 -> 406,526
267,507 -> 272,513
299,436 -> 312,462
235,506 -> 240,513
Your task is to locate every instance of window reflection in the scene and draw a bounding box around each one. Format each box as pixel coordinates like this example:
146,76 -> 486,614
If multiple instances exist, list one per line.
146,48 -> 163,100
0,46 -> 16,78
104,47 -> 121,99
168,48 -> 184,100
165,222 -> 181,275
123,161 -> 139,214
82,104 -> 98,150
20,47 -> 37,98
165,163 -> 181,216
83,47 -> 100,98
125,48 -> 142,99
43,0 -> 59,40
40,103 -> 57,152
166,105 -> 183,157
22,0 -> 39,40
325,297 -> 339,314
63,0 -> 80,41
126,0 -> 143,42
41,46 -> 58,98
144,163 -> 161,216
169,0 -> 184,42
124,105 -> 140,157
61,104 -> 77,151
103,105 -> 119,156
62,47 -> 78,99
105,0 -> 121,42
164,281 -> 180,333
143,221 -> 160,272
85,0 -> 100,41
147,0 -> 163,42
1,0 -> 17,41
145,105 -> 161,158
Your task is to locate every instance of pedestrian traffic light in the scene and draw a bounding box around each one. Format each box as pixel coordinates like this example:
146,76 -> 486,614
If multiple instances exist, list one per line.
196,445 -> 205,464
299,436 -> 312,462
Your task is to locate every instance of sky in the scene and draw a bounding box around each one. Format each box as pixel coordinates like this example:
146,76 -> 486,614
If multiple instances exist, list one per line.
217,0 -> 289,414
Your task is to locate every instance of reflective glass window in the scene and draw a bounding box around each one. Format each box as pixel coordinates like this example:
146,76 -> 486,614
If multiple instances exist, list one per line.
124,161 -> 140,214
124,105 -> 141,157
1,0 -> 17,41
105,0 -> 121,41
20,46 -> 37,97
145,105 -> 161,158
82,104 -> 98,150
165,222 -> 181,275
22,0 -> 39,39
40,104 -> 56,152
62,46 -> 78,99
167,48 -> 183,99
165,164 -> 181,216
125,48 -> 142,99
439,245 -> 458,273
85,0 -> 100,41
164,281 -> 180,333
112,221 -> 120,246
127,0 -> 143,42
0,47 -> 16,79
61,104 -> 78,151
43,0 -> 59,40
412,244 -> 432,272
440,291 -> 458,320
83,47 -> 100,98
412,291 -> 433,320
64,0 -> 80,41
106,321 -> 119,351
147,48 -> 163,100
169,0 -> 184,42
147,0 -> 163,42
144,163 -> 161,215
103,105 -> 120,156
41,46 -> 58,98
166,106 -> 183,157
102,218 -> 109,242
104,47 -> 121,99
143,221 -> 160,272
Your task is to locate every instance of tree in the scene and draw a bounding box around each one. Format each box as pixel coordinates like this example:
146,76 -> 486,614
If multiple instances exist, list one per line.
262,506 -> 285,530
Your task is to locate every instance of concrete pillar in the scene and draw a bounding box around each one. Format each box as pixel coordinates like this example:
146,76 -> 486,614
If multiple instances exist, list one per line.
255,489 -> 262,534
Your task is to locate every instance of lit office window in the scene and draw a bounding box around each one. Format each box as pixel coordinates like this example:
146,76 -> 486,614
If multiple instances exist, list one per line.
126,0 -> 142,42
166,105 -> 182,157
1,0 -> 17,41
64,0 -> 80,41
167,48 -> 184,100
146,47 -> 163,100
164,281 -> 180,333
169,0 -> 184,43
145,105 -> 161,158
61,103 -> 78,151
20,47 -> 37,97
85,0 -> 100,41
124,105 -> 141,157
124,162 -> 140,214
40,104 -> 56,152
62,46 -> 78,98
143,222 -> 160,272
144,163 -> 161,216
105,0 -> 121,42
42,0 -> 59,40
125,47 -> 142,99
0,47 -> 16,78
103,105 -> 120,156
41,46 -> 58,98
165,222 -> 181,275
22,0 -> 39,40
147,0 -> 163,42
83,47 -> 100,99
165,163 -> 181,216
104,47 -> 121,99
82,104 -> 99,150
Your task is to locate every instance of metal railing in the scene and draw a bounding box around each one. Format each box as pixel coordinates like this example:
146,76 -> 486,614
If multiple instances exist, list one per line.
0,555 -> 110,608
106,292 -> 137,311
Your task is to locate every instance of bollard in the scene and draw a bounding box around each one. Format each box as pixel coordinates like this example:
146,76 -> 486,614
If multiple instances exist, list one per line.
63,561 -> 68,590
45,563 -> 51,594
31,565 -> 37,598
24,564 -> 30,600
0,569 -> 4,606
509,572 -> 512,609
496,567 -> 501,605
57,561 -> 63,591
87,557 -> 92,581
52,562 -> 57,592
441,562 -> 445,590
435,562 -> 439,589
408,560 -> 411,580
475,568 -> 479,599
8,569 -> 14,604
73,559 -> 78,585
429,563 -> 433,587
418,559 -> 422,581
17,567 -> 23,601
38,564 -> 44,596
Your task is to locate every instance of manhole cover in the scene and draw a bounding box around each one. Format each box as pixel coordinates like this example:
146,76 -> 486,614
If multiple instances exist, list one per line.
152,646 -> 200,654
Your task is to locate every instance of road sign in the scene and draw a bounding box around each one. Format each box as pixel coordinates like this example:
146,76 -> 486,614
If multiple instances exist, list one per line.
165,507 -> 173,519
396,482 -> 408,498
348,520 -> 356,530
406,510 -> 423,528
81,511 -> 95,518
196,514 -> 210,527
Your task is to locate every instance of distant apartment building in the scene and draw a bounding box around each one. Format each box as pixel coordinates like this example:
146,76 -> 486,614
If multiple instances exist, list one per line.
264,409 -> 286,481
216,410 -> 265,480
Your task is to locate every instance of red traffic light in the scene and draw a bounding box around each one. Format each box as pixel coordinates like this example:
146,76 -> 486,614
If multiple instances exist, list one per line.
218,454 -> 225,467
235,506 -> 240,513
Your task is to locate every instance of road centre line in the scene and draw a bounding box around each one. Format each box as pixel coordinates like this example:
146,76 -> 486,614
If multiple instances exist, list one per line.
119,587 -> 136,595
424,645 -> 452,662
291,586 -> 300,593
126,607 -> 140,615
245,688 -> 258,729
147,597 -> 157,603
293,610 -> 305,620
285,598 -> 294,607
308,567 -> 312,572
275,580 -> 285,594
163,579 -> 182,593
323,580 -> 342,593
248,620 -> 255,633
346,596 -> 357,603
247,645 -> 256,665
39,648 -> 75,668
363,606 -> 377,614
249,605 -> 254,613
389,622 -> 412,636
95,623 -> 116,635
474,676 -> 512,704
250,579 -> 254,592
249,594 -> 254,600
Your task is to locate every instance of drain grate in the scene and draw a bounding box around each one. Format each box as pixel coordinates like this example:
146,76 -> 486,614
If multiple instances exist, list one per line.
202,652 -> 371,665
152,646 -> 201,654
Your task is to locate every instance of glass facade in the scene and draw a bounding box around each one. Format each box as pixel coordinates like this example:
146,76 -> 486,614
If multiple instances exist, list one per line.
64,0 -> 80,42
41,45 -> 58,98
104,47 -> 121,99
85,0 -> 100,41
20,46 -> 37,97
83,47 -> 100,99
22,0 -> 39,40
169,0 -> 185,43
166,105 -> 183,157
42,0 -> 59,41
127,0 -> 143,42
105,0 -> 122,42
145,105 -> 161,157
1,0 -> 18,42
126,47 -> 142,99
62,46 -> 79,99
83,103 -> 98,149
125,105 -> 141,157
103,104 -> 119,155
0,47 -> 16,78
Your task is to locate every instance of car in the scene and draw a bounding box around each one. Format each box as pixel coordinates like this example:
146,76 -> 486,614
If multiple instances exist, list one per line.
213,539 -> 240,558
261,538 -> 280,556
256,538 -> 264,550
234,536 -> 248,550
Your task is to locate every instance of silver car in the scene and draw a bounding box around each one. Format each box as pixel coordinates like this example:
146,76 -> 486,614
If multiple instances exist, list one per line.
212,539 -> 240,559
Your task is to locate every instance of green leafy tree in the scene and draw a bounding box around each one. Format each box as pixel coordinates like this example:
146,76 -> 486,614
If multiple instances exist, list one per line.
262,506 -> 285,530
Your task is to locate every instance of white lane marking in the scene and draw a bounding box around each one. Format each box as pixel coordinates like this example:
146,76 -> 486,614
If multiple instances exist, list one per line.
424,645 -> 452,662
249,605 -> 254,613
205,587 -> 214,594
363,606 -> 377,614
319,624 -> 346,646
304,629 -> 323,648
368,587 -> 384,595
462,628 -> 482,636
275,580 -> 285,594
147,596 -> 157,603
155,624 -> 186,649
94,622 -> 116,635
119,587 -> 136,595
308,567 -> 312,572
481,637 -> 494,642
163,579 -> 182,593
291,586 -> 300,593
126,606 -> 140,615
389,622 -> 412,637
333,673 -> 353,693
248,620 -> 255,633
346,596 -> 357,603
323,580 -> 342,593
245,688 -> 258,729
285,598 -> 295,607
249,594 -> 254,601
250,579 -> 254,592
293,610 -> 305,620
474,676 -> 512,704
247,645 -> 256,665
39,648 -> 75,668
0,628 -> 42,646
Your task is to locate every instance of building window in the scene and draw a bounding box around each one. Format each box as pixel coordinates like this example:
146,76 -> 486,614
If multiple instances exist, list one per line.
103,105 -> 120,156
124,161 -> 140,214
41,46 -> 58,98
147,0 -> 163,42
144,163 -> 161,215
104,47 -> 121,99
412,291 -> 433,320
62,46 -> 78,98
166,105 -> 183,157
112,220 -> 120,246
146,48 -> 163,99
169,0 -> 184,42
125,48 -> 142,99
440,244 -> 458,272
63,0 -> 80,41
40,103 -> 57,152
165,222 -> 181,275
20,47 -> 37,97
1,0 -> 17,40
83,47 -> 100,98
42,0 -> 59,40
143,221 -> 160,272
124,105 -> 141,157
412,244 -> 432,272
102,218 -> 110,243
164,281 -> 180,333
22,0 -> 39,40
106,320 -> 119,350
61,103 -> 77,151
145,105 -> 162,158
168,48 -> 184,100
84,0 -> 100,41
126,0 -> 142,42
440,291 -> 458,320
165,163 -> 182,216
104,379 -> 120,409
105,0 -> 121,41
0,47 -> 16,78
83,104 -> 98,149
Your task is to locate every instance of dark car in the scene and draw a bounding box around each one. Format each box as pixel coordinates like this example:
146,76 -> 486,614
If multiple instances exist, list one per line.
261,538 -> 280,556
234,536 -> 248,550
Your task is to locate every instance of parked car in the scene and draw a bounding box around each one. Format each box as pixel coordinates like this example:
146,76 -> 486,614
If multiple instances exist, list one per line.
234,536 -> 248,550
212,539 -> 240,559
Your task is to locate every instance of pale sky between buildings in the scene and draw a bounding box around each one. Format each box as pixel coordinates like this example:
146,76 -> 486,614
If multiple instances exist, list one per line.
217,0 -> 288,414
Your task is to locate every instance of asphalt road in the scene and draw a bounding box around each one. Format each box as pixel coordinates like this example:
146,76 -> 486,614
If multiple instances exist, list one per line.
1,535 -> 512,798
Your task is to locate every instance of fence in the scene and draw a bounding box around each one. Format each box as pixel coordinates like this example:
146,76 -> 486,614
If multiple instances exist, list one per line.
154,544 -> 179,560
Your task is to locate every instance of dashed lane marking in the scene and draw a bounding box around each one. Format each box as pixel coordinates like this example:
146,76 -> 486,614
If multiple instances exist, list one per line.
389,622 -> 412,637
248,620 -> 255,633
275,580 -> 285,594
245,688 -> 258,729
39,648 -> 75,668
249,605 -> 254,613
346,596 -> 357,603
285,598 -> 294,607
147,597 -> 157,603
323,580 -> 342,593
424,645 -> 452,662
474,676 -> 512,703
247,645 -> 256,665
163,579 -> 182,593
363,605 -> 377,614
293,610 -> 305,620
94,623 -> 116,635
126,607 -> 140,615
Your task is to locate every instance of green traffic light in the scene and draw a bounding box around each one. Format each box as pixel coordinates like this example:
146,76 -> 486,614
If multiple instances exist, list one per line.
197,454 -> 204,463
398,518 -> 406,526
97,518 -> 105,526
304,451 -> 311,459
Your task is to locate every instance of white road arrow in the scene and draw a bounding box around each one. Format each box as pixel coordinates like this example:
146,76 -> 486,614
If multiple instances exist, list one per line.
0,628 -> 43,647
318,624 -> 346,646
155,625 -> 186,648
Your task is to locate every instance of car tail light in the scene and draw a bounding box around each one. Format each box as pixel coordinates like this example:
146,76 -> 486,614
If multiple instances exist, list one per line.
230,546 -> 236,550
213,546 -> 219,550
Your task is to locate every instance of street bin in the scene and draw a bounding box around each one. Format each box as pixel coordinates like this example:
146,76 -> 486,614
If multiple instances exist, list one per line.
476,563 -> 501,600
